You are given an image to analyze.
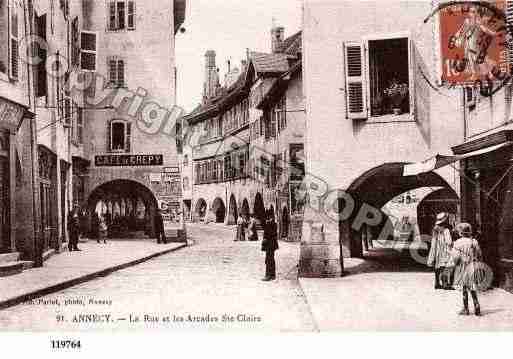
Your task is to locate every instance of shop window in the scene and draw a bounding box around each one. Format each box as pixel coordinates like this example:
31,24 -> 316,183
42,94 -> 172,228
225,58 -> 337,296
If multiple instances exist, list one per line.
344,35 -> 413,119
108,57 -> 125,88
108,1 -> 136,31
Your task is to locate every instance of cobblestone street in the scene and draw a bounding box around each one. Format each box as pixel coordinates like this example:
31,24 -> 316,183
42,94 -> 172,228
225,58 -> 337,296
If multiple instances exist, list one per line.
2,224 -> 513,332
0,225 -> 316,331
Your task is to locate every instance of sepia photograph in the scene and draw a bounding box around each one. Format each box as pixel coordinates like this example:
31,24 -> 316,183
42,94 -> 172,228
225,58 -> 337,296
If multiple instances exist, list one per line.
0,0 -> 513,351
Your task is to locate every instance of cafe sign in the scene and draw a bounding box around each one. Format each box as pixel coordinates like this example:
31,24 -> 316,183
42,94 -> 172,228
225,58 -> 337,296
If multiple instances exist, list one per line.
95,154 -> 164,167
439,1 -> 509,85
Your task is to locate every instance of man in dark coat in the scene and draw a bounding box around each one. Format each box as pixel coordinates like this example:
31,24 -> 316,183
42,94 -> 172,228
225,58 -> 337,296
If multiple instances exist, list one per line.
67,205 -> 81,251
261,209 -> 279,281
154,209 -> 167,244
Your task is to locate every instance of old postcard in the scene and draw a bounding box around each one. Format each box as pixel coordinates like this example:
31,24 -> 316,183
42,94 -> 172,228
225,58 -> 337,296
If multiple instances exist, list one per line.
1,0 -> 513,347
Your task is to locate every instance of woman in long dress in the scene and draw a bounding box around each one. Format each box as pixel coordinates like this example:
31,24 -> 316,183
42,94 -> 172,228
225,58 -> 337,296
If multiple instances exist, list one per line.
450,223 -> 485,316
427,212 -> 454,289
234,214 -> 245,242
248,214 -> 259,241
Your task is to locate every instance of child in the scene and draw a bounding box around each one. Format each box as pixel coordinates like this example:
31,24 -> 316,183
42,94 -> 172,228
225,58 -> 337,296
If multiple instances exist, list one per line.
450,223 -> 484,316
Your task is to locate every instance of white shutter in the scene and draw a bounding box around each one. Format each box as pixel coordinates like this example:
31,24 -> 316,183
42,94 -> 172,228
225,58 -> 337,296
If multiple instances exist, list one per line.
344,42 -> 367,119
80,31 -> 98,71
9,4 -> 19,80
408,38 -> 416,117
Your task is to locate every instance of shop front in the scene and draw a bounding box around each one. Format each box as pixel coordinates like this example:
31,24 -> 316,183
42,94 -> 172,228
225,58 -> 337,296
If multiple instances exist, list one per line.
0,98 -> 26,255
453,130 -> 513,292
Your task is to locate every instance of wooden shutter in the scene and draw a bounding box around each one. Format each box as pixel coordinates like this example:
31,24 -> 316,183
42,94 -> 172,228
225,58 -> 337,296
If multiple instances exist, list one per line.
9,5 -> 19,80
80,31 -> 98,71
125,122 -> 131,152
344,42 -> 367,119
106,121 -> 111,152
127,1 -> 135,30
36,15 -> 47,97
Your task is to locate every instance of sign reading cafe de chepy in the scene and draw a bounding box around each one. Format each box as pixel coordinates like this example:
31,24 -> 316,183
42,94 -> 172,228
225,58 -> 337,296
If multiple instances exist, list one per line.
439,1 -> 509,85
95,154 -> 164,167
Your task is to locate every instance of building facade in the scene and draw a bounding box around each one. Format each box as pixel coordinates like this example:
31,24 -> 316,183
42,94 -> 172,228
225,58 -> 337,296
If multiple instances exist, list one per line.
182,27 -> 305,241
300,0 -> 513,291
0,0 -> 186,273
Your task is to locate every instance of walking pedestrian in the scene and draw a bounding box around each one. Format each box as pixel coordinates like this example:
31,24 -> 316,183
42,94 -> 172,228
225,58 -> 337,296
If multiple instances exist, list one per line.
261,209 -> 278,281
235,214 -> 246,241
98,213 -> 108,244
154,209 -> 167,244
67,205 -> 81,252
427,212 -> 454,289
248,214 -> 259,241
450,223 -> 484,316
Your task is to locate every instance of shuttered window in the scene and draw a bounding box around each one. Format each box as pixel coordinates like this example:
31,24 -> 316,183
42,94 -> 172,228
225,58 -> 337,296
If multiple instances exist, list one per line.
9,4 -> 18,80
344,42 -> 366,119
36,14 -> 47,97
80,31 -> 98,71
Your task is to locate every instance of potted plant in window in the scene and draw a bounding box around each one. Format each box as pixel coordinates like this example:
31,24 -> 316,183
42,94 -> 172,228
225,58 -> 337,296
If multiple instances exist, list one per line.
384,79 -> 409,115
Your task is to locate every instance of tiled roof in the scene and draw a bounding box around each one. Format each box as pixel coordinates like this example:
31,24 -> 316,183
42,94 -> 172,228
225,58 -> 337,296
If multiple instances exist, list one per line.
277,31 -> 302,56
249,52 -> 289,74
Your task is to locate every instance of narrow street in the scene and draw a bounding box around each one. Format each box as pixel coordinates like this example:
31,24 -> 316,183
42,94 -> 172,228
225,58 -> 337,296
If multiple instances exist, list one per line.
1,224 -> 512,331
0,225 -> 316,331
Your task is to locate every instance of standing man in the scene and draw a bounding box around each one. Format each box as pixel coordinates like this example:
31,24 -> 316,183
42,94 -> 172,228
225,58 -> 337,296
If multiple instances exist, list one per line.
154,209 -> 167,244
67,205 -> 81,252
261,209 -> 279,281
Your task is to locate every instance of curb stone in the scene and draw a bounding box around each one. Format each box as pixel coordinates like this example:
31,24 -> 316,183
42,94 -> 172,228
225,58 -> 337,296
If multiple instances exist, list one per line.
0,243 -> 187,311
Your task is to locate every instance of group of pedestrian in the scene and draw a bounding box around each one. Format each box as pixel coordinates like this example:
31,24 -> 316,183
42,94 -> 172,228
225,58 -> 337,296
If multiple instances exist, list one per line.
428,212 -> 485,316
233,214 -> 259,242
232,211 -> 279,282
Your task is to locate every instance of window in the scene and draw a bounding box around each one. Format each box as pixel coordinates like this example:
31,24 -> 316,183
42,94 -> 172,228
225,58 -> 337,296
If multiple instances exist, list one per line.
108,120 -> 131,152
183,177 -> 189,191
108,57 -> 125,87
108,1 -> 136,31
76,108 -> 83,144
344,35 -> 413,119
183,154 -> 188,167
0,1 -> 7,75
277,97 -> 286,132
81,31 -> 98,71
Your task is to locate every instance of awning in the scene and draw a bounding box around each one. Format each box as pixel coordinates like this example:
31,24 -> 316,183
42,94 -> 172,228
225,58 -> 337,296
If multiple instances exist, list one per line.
403,141 -> 513,176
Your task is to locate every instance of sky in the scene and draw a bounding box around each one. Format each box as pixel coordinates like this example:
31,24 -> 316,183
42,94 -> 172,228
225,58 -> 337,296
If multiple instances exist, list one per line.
175,0 -> 303,113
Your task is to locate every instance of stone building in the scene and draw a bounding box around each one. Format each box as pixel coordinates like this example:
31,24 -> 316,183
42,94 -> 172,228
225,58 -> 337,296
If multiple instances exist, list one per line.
78,0 -> 186,238
182,26 -> 305,241
0,0 -> 39,270
300,0 -> 513,291
1,0 -> 186,275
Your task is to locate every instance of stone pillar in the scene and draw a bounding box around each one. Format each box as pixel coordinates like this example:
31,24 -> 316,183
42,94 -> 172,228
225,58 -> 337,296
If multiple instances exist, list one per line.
299,192 -> 344,278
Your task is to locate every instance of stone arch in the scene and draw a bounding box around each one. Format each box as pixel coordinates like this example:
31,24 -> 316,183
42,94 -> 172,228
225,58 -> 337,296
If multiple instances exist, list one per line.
194,198 -> 207,222
227,194 -> 238,225
87,179 -> 158,239
253,192 -> 266,226
344,162 -> 459,258
211,197 -> 226,223
241,198 -> 250,218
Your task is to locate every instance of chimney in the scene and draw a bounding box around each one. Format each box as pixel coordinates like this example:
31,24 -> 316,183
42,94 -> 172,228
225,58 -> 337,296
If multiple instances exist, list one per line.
271,25 -> 285,53
203,50 -> 220,101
